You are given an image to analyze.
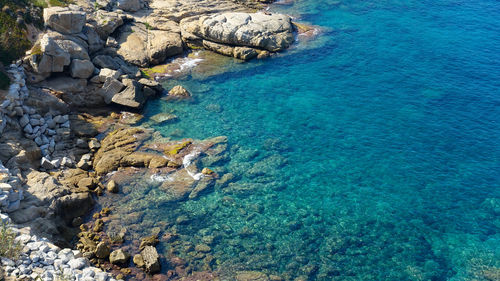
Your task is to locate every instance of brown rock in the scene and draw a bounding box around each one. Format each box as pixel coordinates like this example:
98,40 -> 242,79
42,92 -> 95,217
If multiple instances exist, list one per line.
107,180 -> 119,193
78,177 -> 97,190
95,242 -> 111,259
109,249 -> 130,266
168,85 -> 191,98
133,254 -> 145,267
141,245 -> 161,274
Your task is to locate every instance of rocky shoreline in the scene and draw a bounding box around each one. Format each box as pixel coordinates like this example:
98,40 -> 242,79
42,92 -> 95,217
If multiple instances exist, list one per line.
0,0 -> 308,280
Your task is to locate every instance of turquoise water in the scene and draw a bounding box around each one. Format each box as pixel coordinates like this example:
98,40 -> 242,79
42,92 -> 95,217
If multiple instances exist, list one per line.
105,0 -> 500,280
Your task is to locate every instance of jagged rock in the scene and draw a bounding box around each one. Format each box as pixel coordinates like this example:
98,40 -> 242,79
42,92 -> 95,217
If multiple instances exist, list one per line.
55,39 -> 89,60
168,85 -> 191,98
90,10 -> 126,39
94,68 -> 122,84
70,59 -> 94,79
116,0 -> 141,12
77,177 -> 97,190
30,34 -> 71,73
109,249 -> 130,265
111,79 -> 145,108
92,55 -> 121,70
141,246 -> 160,274
116,23 -> 183,67
100,78 -> 125,104
83,24 -> 104,53
95,242 -> 111,259
43,7 -> 86,34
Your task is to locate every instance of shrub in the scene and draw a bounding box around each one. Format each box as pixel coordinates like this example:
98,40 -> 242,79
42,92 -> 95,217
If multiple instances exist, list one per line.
0,222 -> 22,260
0,71 -> 10,90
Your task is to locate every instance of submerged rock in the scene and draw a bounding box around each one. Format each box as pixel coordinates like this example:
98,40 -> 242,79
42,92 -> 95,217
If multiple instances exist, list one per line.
150,113 -> 178,124
141,245 -> 161,273
109,249 -> 130,265
168,85 -> 191,99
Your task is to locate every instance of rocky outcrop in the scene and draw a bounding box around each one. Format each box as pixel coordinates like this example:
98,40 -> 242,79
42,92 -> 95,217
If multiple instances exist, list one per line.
168,85 -> 191,99
181,12 -> 294,60
70,59 -> 95,79
43,7 -> 86,35
116,23 -> 183,67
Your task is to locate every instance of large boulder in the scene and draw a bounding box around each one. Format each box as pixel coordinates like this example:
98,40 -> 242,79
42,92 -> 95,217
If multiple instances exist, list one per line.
70,59 -> 94,79
111,79 -> 145,108
140,246 -> 160,274
117,23 -> 183,67
30,34 -> 70,74
83,24 -> 104,53
54,39 -> 90,60
100,77 -> 125,104
181,12 -> 294,58
90,11 -> 126,39
43,7 -> 86,34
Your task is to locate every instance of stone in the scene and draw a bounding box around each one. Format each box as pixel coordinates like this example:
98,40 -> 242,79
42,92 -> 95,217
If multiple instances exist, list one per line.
111,80 -> 145,108
97,68 -> 122,83
43,7 -> 86,34
116,0 -> 141,12
133,254 -> 144,268
88,139 -> 101,150
68,257 -> 87,270
107,180 -> 119,193
109,249 -> 130,265
195,244 -> 211,253
141,246 -> 160,274
83,24 -> 104,53
70,59 -> 95,79
91,11 -> 126,39
116,23 -> 183,67
201,168 -> 214,175
150,113 -> 178,124
55,39 -> 90,60
40,157 -> 55,170
78,177 -> 97,190
100,78 -> 125,104
168,85 -> 191,98
92,55 -> 120,70
95,242 -> 111,259
31,34 -> 71,73
184,12 -> 294,52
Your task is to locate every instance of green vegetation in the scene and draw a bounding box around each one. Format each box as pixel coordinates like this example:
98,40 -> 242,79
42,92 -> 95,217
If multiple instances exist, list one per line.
144,22 -> 153,30
0,222 -> 22,260
0,0 -> 46,64
48,0 -> 72,7
0,70 -> 10,90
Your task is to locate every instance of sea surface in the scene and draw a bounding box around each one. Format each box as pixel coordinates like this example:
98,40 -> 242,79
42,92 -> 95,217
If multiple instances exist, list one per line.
100,0 -> 500,280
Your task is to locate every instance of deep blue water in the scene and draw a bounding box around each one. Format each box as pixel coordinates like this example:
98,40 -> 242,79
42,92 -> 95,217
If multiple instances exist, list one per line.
105,0 -> 500,280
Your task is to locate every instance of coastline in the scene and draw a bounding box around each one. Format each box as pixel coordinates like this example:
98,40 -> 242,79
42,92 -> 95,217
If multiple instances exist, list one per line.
0,0 -> 312,280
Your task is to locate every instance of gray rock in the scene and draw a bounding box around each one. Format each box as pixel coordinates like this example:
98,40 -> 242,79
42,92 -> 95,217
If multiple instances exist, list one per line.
100,78 -> 125,104
92,55 -> 120,70
30,34 -> 71,73
43,7 -> 86,34
41,157 -> 55,170
70,59 -> 95,79
109,249 -> 130,265
111,80 -> 145,108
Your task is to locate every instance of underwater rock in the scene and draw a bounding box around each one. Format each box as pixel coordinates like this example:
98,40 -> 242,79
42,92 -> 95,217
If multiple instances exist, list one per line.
109,249 -> 130,266
235,271 -> 270,281
94,241 -> 111,259
141,245 -> 161,273
150,113 -> 178,124
168,85 -> 191,99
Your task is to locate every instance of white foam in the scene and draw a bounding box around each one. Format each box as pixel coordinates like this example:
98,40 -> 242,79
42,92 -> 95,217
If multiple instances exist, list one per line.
150,173 -> 173,182
182,150 -> 204,180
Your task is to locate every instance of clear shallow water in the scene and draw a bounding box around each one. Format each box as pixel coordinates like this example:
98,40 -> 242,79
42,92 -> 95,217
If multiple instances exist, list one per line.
105,0 -> 500,280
